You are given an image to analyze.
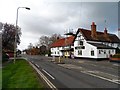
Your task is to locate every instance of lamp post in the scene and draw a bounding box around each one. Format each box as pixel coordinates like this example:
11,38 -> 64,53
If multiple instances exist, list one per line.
14,7 -> 30,63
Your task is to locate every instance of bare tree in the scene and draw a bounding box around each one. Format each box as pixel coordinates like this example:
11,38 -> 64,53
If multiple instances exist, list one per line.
39,35 -> 50,49
38,34 -> 62,49
28,43 -> 33,49
49,34 -> 62,45
2,23 -> 21,51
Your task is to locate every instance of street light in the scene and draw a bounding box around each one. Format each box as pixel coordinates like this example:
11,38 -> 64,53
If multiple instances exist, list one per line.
14,7 -> 30,63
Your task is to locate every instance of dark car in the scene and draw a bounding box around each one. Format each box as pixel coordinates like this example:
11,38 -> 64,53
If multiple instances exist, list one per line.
2,52 -> 9,62
7,52 -> 14,58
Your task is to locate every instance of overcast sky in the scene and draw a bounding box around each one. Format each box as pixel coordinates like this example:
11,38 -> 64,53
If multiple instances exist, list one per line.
0,0 -> 119,50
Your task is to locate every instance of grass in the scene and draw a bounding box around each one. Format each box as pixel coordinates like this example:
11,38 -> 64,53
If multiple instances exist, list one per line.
0,68 -> 2,89
2,59 -> 45,89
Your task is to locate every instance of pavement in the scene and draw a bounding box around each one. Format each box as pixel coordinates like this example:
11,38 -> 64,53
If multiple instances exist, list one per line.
22,55 -> 120,89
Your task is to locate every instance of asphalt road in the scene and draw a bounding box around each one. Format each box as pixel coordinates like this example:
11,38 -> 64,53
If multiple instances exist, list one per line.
22,55 -> 120,89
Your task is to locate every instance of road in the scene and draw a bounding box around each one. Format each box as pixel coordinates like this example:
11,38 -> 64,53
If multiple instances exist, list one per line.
22,55 -> 120,89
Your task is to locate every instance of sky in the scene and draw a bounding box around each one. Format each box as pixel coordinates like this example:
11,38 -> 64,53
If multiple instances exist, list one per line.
0,0 -> 119,51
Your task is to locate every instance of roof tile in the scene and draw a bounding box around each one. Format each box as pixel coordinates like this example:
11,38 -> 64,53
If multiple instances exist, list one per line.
79,29 -> 120,43
50,36 -> 75,47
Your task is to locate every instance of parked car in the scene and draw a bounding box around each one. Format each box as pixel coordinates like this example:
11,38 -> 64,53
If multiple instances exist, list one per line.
6,52 -> 14,58
2,52 -> 9,62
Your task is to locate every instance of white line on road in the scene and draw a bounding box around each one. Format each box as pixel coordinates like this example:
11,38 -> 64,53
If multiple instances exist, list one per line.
81,71 -> 120,85
35,64 -> 39,68
29,61 -> 57,90
113,64 -> 120,67
42,69 -> 55,80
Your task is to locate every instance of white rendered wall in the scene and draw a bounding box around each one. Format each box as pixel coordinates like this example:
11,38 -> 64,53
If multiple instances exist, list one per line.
74,32 -> 98,58
97,49 -> 116,58
51,47 -> 63,56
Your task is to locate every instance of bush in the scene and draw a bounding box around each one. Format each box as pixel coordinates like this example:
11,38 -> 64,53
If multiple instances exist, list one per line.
112,54 -> 120,58
116,47 -> 120,54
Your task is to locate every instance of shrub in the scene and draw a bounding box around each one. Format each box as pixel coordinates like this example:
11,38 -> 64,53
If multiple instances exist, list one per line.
112,54 -> 120,58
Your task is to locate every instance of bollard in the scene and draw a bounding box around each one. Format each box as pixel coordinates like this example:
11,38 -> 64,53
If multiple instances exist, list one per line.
59,56 -> 61,63
52,56 -> 55,62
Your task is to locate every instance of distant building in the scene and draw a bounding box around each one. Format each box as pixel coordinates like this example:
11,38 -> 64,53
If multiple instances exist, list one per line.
50,36 -> 75,57
39,45 -> 47,55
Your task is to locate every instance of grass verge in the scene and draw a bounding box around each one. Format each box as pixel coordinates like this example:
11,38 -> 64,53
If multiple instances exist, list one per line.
0,68 -> 2,89
2,59 -> 45,89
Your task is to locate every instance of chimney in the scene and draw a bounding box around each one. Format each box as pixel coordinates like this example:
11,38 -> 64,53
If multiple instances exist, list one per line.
104,28 -> 108,36
104,28 -> 110,41
91,22 -> 97,38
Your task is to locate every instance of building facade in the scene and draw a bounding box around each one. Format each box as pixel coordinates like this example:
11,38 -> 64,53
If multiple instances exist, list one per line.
50,22 -> 120,59
50,36 -> 75,57
74,22 -> 120,59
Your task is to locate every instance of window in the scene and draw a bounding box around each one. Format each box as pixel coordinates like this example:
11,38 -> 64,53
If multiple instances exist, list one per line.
118,44 -> 120,47
80,41 -> 83,45
104,50 -> 106,54
109,50 -> 111,54
112,49 -> 114,53
58,52 -> 59,54
91,50 -> 94,56
75,46 -> 85,49
78,50 -> 82,55
99,50 -> 101,54
81,46 -> 85,49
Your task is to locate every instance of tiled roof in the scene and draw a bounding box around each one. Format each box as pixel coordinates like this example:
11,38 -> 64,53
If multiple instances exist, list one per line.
50,36 -> 75,47
88,42 -> 115,49
78,28 -> 120,43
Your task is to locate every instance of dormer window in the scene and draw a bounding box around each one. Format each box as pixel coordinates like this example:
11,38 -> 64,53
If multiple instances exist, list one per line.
80,41 -> 83,45
78,41 -> 83,45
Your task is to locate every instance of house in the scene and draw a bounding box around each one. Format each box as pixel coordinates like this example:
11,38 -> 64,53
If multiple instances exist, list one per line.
50,22 -> 120,59
74,22 -> 120,59
50,35 -> 75,57
39,45 -> 47,55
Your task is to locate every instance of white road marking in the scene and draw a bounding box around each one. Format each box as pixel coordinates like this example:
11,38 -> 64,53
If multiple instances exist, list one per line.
81,71 -> 120,85
87,70 -> 118,78
89,63 -> 97,67
28,61 -> 57,90
112,79 -> 120,82
42,69 -> 55,80
35,64 -> 39,68
113,64 -> 120,67
59,64 -> 120,85
58,64 -> 83,69
97,71 -> 119,78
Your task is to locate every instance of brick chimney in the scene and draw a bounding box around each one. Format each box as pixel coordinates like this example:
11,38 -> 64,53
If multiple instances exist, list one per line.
104,28 -> 108,36
104,28 -> 110,41
91,22 -> 97,38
